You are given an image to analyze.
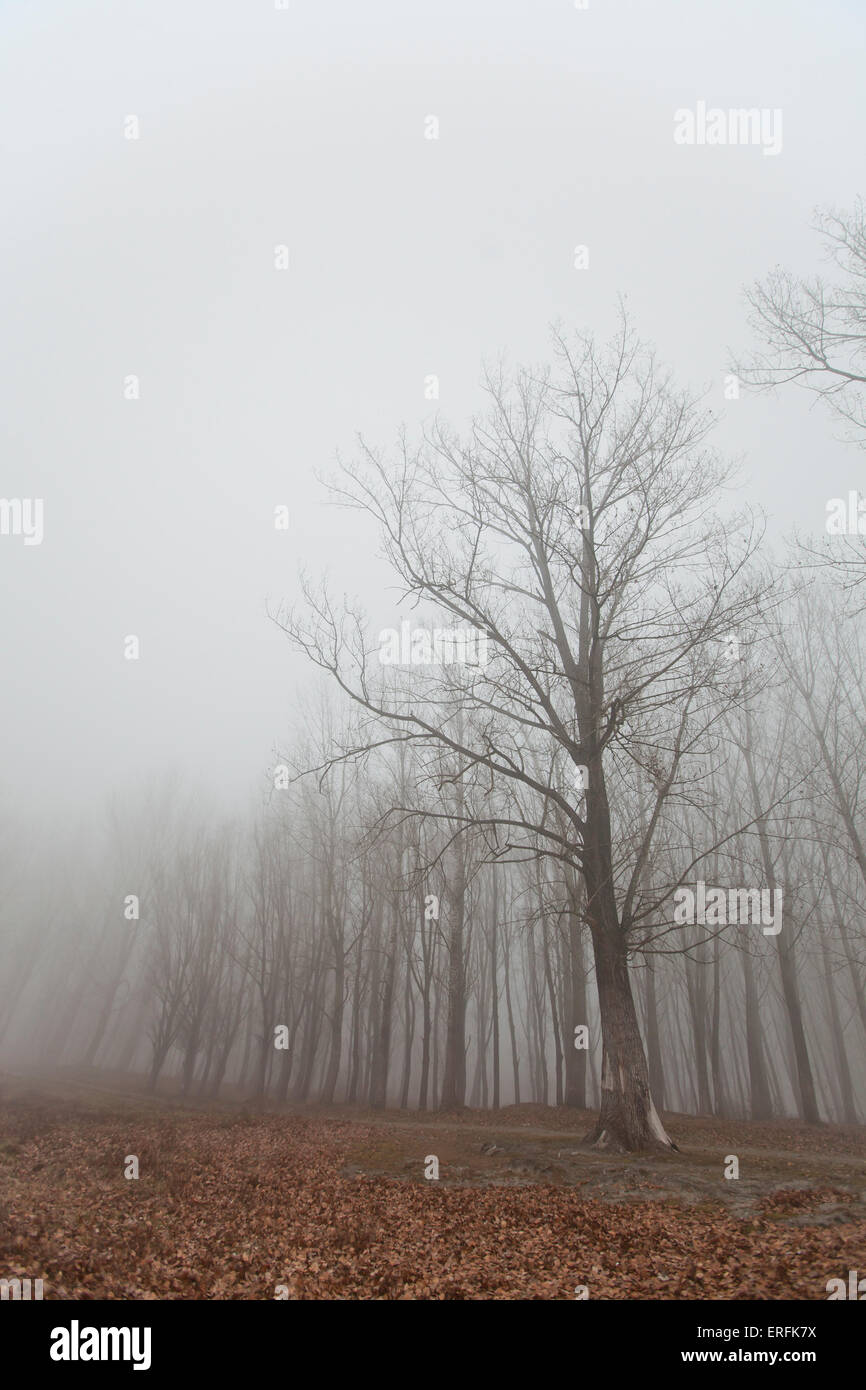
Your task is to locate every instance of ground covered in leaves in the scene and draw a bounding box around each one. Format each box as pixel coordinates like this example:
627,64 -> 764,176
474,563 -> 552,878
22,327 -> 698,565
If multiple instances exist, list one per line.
1,1073 -> 864,1299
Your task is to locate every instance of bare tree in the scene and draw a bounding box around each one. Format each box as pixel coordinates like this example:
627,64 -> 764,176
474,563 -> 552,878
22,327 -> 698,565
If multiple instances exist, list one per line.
734,200 -> 866,605
734,201 -> 866,446
279,314 -> 770,1150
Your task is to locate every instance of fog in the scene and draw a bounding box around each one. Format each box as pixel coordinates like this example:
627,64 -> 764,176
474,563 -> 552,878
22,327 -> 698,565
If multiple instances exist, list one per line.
1,0 -> 866,1207
2,0 -> 864,818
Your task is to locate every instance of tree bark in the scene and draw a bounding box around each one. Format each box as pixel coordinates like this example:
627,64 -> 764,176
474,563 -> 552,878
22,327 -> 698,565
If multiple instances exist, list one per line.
583,912 -> 672,1151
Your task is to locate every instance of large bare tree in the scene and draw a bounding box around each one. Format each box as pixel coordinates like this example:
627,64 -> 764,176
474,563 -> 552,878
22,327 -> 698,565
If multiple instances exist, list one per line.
279,314 -> 769,1151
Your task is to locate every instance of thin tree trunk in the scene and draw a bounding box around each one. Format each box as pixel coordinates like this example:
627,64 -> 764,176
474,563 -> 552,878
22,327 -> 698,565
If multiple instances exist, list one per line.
504,941 -> 521,1105
685,954 -> 713,1114
710,930 -> 727,1116
440,825 -> 467,1110
564,895 -> 587,1109
642,955 -> 665,1111
491,870 -> 501,1109
399,965 -> 415,1109
741,944 -> 772,1120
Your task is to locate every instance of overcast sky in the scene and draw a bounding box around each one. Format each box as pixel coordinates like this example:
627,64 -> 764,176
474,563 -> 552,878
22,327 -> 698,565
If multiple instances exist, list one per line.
1,0 -> 864,820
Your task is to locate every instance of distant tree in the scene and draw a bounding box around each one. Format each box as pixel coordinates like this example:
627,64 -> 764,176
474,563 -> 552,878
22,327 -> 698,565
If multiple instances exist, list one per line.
734,200 -> 866,606
735,201 -> 866,446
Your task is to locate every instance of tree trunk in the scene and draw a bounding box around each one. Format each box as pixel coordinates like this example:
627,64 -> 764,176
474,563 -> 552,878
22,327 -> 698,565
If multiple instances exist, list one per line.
440,831 -> 467,1110
583,913 -> 673,1152
504,944 -> 520,1105
399,966 -> 415,1109
710,930 -> 727,1116
740,943 -> 772,1120
490,872 -> 501,1109
320,949 -> 344,1105
642,954 -> 666,1111
370,915 -> 396,1109
684,954 -> 713,1114
564,903 -> 587,1109
579,763 -> 673,1151
542,922 -> 564,1107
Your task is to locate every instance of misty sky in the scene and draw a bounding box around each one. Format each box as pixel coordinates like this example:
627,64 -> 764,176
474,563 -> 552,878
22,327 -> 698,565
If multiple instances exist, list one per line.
1,0 -> 864,819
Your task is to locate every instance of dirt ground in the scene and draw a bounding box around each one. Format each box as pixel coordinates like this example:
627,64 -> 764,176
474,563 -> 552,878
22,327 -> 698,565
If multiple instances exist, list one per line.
1,1070 -> 864,1299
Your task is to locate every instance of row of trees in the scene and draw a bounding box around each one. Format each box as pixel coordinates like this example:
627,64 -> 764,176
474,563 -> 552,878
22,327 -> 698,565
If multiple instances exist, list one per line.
1,577 -> 864,1141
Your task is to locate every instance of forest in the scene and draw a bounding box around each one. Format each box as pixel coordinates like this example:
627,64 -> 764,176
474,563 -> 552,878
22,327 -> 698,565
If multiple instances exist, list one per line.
3,0 -> 866,1317
4,205 -> 866,1162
